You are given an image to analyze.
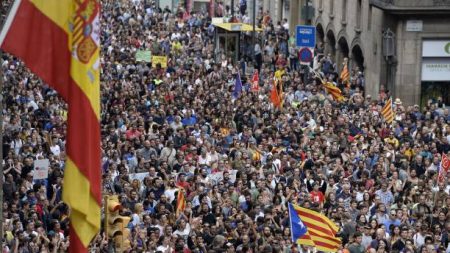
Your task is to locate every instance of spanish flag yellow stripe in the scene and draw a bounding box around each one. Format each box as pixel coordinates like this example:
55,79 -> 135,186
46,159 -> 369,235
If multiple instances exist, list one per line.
63,159 -> 101,246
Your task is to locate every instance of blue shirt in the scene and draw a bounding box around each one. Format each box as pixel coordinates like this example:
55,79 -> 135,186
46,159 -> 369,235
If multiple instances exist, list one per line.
182,115 -> 197,126
384,218 -> 401,233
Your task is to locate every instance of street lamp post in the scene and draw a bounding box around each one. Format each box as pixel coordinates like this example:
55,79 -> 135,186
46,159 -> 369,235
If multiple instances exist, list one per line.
231,0 -> 234,17
252,0 -> 256,60
382,28 -> 396,98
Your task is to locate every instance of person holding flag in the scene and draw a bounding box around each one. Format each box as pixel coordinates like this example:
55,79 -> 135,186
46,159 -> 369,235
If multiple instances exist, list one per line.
271,65 -> 285,108
310,66 -> 345,103
271,77 -> 283,108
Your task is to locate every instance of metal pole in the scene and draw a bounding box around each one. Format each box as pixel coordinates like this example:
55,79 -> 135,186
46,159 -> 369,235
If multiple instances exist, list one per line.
231,0 -> 234,18
252,0 -> 256,60
0,48 -> 3,247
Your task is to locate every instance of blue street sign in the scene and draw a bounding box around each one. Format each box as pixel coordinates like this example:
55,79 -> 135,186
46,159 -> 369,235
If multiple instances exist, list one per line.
296,25 -> 316,48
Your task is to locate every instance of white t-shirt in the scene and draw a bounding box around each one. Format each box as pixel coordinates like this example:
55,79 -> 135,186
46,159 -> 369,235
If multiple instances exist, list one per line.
198,155 -> 211,166
156,245 -> 172,253
414,232 -> 425,248
50,144 -> 61,156
164,188 -> 178,203
173,223 -> 191,241
131,213 -> 141,227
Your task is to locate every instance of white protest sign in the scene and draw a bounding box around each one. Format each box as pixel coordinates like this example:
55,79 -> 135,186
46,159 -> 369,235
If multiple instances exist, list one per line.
229,170 -> 238,183
33,159 -> 50,180
208,172 -> 224,184
129,172 -> 149,182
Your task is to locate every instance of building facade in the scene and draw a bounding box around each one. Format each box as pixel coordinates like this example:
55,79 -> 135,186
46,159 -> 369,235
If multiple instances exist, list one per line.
311,0 -> 384,101
164,0 -> 450,106
372,0 -> 450,106
311,0 -> 450,106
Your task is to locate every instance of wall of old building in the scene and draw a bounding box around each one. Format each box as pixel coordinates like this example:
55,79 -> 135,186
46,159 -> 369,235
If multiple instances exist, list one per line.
394,16 -> 450,106
312,0 -> 385,99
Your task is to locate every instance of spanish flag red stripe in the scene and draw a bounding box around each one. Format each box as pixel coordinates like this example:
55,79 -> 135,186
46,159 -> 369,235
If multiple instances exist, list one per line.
0,1 -> 101,252
0,0 -> 70,100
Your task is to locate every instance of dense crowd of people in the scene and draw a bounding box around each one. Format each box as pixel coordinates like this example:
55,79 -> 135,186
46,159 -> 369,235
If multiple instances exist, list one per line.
2,0 -> 450,252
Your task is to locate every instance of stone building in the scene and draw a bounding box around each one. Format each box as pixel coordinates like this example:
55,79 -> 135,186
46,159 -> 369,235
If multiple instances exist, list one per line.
311,0 -> 450,106
165,0 -> 450,106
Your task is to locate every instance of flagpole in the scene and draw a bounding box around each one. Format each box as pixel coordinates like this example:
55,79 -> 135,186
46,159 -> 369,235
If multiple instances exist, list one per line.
0,47 -> 3,245
288,203 -> 295,244
1,0 -> 14,243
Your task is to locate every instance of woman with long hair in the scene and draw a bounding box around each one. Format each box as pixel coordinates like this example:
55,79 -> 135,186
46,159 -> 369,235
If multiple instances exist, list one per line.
390,225 -> 401,245
376,239 -> 390,253
356,214 -> 368,228
369,219 -> 379,237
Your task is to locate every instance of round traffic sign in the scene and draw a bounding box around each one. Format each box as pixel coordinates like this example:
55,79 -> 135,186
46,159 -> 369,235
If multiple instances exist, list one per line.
299,47 -> 313,63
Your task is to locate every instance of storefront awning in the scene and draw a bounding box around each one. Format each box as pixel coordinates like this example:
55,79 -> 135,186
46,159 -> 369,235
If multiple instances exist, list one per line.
213,23 -> 263,32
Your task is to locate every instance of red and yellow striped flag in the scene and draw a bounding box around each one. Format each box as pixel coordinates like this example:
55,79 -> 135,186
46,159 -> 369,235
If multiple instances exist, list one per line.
0,1 -> 101,252
176,188 -> 186,216
340,61 -> 350,87
381,97 -> 394,124
293,204 -> 341,252
323,82 -> 344,102
270,78 -> 283,108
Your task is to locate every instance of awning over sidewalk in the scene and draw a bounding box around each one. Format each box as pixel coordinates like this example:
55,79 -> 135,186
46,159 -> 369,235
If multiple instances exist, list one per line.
213,22 -> 263,32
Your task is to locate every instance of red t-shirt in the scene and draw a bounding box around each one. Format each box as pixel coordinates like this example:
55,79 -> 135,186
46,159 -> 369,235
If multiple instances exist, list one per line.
310,190 -> 325,204
176,181 -> 190,192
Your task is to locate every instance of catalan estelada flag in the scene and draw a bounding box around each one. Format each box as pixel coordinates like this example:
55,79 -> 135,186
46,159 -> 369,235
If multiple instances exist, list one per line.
0,1 -> 101,252
323,82 -> 344,102
176,188 -> 186,216
381,97 -> 394,124
340,61 -> 350,87
289,203 -> 341,252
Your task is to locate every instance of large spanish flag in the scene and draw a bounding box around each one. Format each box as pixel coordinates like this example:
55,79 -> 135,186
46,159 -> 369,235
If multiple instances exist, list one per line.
0,1 -> 101,252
